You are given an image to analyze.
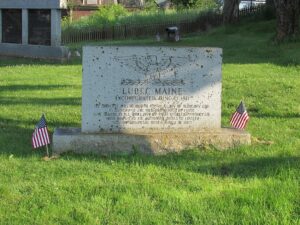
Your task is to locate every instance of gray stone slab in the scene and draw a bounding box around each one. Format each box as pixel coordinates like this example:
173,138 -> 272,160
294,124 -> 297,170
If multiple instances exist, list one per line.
0,0 -> 67,9
0,43 -> 69,59
22,9 -> 28,45
0,10 -> 2,43
52,127 -> 251,155
51,9 -> 62,47
82,46 -> 222,133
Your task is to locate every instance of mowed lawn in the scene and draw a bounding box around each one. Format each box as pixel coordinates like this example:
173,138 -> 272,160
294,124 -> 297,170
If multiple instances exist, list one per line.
0,19 -> 299,224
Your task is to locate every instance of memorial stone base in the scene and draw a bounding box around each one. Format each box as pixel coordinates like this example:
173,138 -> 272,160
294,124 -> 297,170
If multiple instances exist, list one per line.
53,128 -> 251,155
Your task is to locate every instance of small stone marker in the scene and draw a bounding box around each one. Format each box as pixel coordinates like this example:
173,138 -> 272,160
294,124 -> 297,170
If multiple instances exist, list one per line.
166,27 -> 180,42
53,46 -> 251,155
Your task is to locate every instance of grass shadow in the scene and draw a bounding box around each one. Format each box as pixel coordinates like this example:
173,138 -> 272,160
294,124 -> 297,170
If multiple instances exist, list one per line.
0,84 -> 81,92
0,122 -> 43,157
0,97 -> 81,106
0,116 -> 80,157
222,112 -> 300,119
0,55 -> 82,67
1,111 -> 298,179
57,149 -> 300,179
206,155 -> 300,178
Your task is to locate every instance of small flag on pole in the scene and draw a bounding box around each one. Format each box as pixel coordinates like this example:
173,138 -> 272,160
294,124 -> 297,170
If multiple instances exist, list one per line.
230,101 -> 249,129
32,114 -> 50,149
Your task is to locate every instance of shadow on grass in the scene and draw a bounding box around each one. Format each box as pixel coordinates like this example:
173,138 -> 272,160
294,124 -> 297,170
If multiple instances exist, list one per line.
0,116 -> 79,129
1,114 -> 298,179
206,156 -> 300,178
0,123 -> 42,157
0,46 -> 298,68
0,84 -> 81,92
0,97 -> 81,106
0,56 -> 81,67
249,112 -> 300,119
0,116 -> 80,157
222,112 -> 300,119
58,150 -> 300,179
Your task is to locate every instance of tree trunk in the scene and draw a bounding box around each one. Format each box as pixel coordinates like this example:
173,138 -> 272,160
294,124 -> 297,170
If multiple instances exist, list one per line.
223,0 -> 240,24
274,0 -> 300,41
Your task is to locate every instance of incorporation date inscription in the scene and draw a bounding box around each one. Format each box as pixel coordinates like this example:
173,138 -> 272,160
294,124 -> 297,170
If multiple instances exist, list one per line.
95,102 -> 210,127
94,79 -> 213,128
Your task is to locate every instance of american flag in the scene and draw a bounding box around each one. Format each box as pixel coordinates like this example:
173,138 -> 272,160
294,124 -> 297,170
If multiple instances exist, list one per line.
32,114 -> 50,149
230,101 -> 249,129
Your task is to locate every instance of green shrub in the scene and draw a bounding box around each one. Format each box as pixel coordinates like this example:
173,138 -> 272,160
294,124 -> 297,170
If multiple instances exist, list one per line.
62,3 -> 218,32
171,0 -> 217,9
143,0 -> 159,11
194,0 -> 217,9
93,4 -> 129,23
62,4 -> 129,31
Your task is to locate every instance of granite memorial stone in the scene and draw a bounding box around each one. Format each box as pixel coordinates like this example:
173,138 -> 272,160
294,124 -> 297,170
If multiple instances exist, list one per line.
82,46 -> 221,132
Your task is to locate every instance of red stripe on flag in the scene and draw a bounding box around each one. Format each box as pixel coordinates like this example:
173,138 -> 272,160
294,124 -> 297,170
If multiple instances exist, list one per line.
32,127 -> 50,149
230,111 -> 249,129
38,129 -> 45,146
39,129 -> 46,145
40,128 -> 48,145
36,130 -> 43,146
41,127 -> 50,145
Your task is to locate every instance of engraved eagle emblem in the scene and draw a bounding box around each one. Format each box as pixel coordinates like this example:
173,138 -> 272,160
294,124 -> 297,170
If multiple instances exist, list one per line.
113,55 -> 191,76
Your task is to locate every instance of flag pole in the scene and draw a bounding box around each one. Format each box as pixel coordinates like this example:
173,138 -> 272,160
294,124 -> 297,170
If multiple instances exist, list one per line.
45,144 -> 49,157
43,112 -> 49,157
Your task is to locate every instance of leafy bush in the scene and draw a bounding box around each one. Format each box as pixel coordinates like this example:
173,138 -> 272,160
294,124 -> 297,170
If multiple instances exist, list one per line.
62,3 -> 218,32
143,0 -> 159,11
92,4 -> 129,24
62,4 -> 129,31
171,0 -> 217,9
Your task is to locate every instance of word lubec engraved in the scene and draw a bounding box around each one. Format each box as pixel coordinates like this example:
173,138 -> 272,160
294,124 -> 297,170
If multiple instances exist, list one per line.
122,87 -> 183,95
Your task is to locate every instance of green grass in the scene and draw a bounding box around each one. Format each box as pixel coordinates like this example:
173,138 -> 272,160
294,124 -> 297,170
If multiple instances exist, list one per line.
0,19 -> 299,224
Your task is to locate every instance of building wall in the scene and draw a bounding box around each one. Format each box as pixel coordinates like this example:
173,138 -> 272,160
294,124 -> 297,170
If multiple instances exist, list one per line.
0,1 -> 68,59
72,10 -> 96,20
